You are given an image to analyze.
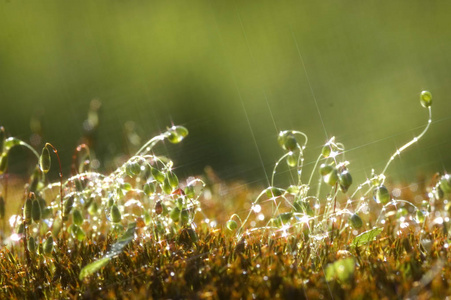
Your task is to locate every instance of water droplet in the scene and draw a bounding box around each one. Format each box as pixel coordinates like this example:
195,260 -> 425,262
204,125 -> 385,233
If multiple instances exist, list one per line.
252,204 -> 262,213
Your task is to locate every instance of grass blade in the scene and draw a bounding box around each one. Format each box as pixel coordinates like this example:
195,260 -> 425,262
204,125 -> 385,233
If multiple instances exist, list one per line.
79,222 -> 136,280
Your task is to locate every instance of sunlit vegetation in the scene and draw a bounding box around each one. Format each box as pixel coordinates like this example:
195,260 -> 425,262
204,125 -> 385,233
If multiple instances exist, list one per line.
1,91 -> 450,299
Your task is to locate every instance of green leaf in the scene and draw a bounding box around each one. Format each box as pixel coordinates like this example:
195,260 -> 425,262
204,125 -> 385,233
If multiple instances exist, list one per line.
79,257 -> 111,280
116,222 -> 136,244
325,257 -> 355,283
79,222 -> 136,280
351,227 -> 383,248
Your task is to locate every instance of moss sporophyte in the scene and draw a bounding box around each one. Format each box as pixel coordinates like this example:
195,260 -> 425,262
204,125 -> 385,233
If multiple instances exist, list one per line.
0,91 -> 450,299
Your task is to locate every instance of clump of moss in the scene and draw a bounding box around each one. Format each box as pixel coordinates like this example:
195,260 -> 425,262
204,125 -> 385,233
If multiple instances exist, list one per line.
1,90 -> 450,299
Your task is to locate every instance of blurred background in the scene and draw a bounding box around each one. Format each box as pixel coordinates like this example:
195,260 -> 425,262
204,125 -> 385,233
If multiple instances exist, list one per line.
0,0 -> 450,188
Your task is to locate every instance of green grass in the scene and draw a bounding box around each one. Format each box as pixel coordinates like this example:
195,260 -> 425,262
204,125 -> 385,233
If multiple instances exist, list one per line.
1,91 -> 450,299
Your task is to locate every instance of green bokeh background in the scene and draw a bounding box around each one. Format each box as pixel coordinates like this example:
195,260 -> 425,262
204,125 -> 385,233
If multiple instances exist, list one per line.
1,1 -> 450,187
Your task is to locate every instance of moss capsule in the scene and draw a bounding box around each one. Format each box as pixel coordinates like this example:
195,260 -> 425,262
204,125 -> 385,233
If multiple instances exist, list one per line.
17,223 -> 25,234
144,211 -> 152,225
278,131 -> 298,151
323,167 -> 338,186
24,198 -> 32,223
396,207 -> 408,218
374,185 -> 390,204
319,164 -> 333,176
70,224 -> 86,241
322,144 -> 332,158
175,197 -> 183,210
439,175 -> 451,193
155,201 -> 163,215
184,185 -> 195,198
420,90 -> 432,108
170,207 -> 181,222
111,204 -> 122,223
266,187 -> 284,198
349,213 -> 363,229
286,185 -> 299,194
339,170 -> 353,193
39,146 -> 51,174
63,196 -> 75,220
271,218 -> 281,227
167,126 -> 189,144
293,200 -> 314,217
88,202 -> 98,215
167,171 -> 179,188
3,137 -> 21,150
72,209 -> 84,225
434,186 -> 444,200
278,212 -> 293,224
143,182 -> 156,196
416,210 -> 425,223
31,199 -> 41,223
187,228 -> 198,242
126,162 -> 141,177
38,197 -> 48,217
44,236 -> 54,255
155,221 -> 165,234
226,219 -> 238,231
286,153 -> 297,167
162,177 -> 173,194
121,182 -> 132,191
151,167 -> 165,184
180,209 -> 189,225
161,203 -> 169,216
27,236 -> 36,252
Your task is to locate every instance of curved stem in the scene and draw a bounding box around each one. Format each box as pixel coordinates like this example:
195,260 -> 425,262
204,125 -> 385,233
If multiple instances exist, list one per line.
291,130 -> 308,148
19,141 -> 40,160
380,107 -> 432,179
71,144 -> 90,176
307,154 -> 323,187
229,213 -> 243,224
271,152 -> 291,187
375,199 -> 420,225
237,189 -> 268,238
45,143 -> 64,220
135,134 -> 166,157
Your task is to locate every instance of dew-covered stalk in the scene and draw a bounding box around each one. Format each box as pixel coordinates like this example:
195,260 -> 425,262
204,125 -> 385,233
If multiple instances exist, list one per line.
42,143 -> 64,221
380,92 -> 432,181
